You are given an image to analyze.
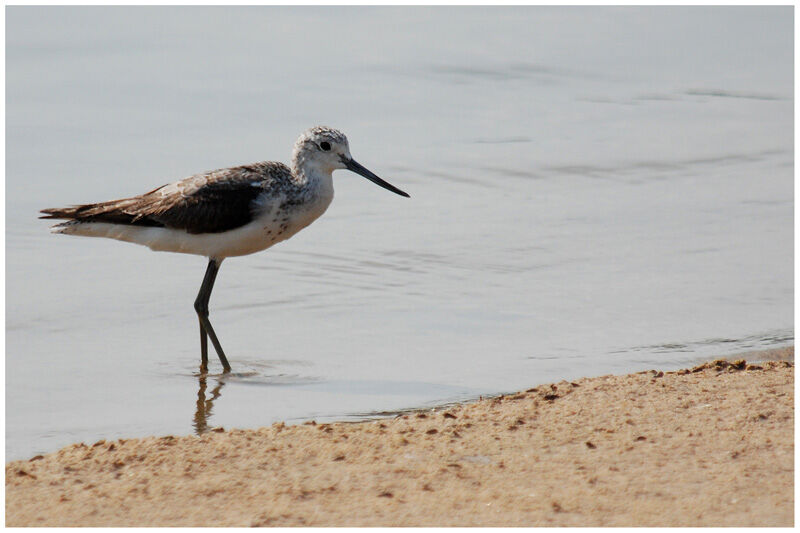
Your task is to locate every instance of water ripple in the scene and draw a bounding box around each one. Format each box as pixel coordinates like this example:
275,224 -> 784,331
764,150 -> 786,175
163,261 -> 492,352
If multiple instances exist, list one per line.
684,89 -> 787,101
618,329 -> 794,357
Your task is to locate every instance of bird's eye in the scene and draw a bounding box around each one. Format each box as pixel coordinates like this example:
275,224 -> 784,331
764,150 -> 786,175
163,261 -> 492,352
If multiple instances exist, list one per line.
320,141 -> 331,151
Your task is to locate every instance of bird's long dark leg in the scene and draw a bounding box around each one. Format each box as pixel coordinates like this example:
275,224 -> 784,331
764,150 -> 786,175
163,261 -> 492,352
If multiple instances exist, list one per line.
199,319 -> 209,372
194,258 -> 231,373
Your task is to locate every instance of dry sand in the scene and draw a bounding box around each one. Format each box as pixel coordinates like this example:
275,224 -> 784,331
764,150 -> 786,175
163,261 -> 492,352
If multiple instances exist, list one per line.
6,352 -> 794,526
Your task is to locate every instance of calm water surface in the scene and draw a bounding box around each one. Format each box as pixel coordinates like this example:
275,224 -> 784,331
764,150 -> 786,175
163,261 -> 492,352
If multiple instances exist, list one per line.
6,7 -> 793,459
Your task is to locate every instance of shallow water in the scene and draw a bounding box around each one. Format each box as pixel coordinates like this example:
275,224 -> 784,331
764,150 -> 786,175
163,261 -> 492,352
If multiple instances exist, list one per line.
6,6 -> 793,460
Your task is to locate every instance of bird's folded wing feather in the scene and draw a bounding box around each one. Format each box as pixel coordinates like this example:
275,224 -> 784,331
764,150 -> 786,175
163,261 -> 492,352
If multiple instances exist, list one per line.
40,163 -> 289,234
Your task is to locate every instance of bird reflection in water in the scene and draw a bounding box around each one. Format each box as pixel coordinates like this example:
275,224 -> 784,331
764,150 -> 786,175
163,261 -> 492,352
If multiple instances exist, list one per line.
193,373 -> 225,434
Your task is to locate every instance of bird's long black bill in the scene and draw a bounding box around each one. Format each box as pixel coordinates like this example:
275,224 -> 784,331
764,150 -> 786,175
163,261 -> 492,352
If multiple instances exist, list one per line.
343,157 -> 410,198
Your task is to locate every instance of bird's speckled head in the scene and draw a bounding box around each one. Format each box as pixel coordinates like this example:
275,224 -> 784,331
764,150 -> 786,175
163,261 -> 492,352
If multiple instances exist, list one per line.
291,125 -> 410,198
292,126 -> 352,174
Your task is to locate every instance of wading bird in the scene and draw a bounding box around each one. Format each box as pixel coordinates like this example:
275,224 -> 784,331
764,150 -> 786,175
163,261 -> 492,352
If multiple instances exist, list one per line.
41,126 -> 409,372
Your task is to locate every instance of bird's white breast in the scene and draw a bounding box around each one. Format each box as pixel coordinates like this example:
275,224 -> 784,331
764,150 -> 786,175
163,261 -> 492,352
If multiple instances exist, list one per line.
249,177 -> 334,252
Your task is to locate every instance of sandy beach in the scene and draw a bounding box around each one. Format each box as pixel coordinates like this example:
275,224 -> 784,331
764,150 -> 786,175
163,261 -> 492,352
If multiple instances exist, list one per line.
6,350 -> 793,527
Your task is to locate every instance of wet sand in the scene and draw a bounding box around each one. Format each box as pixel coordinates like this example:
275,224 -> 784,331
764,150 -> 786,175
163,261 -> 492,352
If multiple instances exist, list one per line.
6,350 -> 793,526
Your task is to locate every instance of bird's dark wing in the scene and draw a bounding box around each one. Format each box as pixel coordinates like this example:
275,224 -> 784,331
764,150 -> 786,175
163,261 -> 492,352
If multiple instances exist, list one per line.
141,170 -> 268,234
40,162 -> 292,234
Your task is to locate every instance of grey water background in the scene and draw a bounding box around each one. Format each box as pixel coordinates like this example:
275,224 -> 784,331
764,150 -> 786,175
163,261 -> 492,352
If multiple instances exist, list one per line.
6,7 -> 793,460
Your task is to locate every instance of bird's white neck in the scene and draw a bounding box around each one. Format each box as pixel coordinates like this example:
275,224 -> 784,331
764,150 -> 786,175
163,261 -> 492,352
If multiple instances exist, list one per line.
286,157 -> 333,228
293,160 -> 333,195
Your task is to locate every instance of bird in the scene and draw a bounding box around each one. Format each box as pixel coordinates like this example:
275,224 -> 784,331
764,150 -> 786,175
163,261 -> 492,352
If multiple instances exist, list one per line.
40,126 -> 410,373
